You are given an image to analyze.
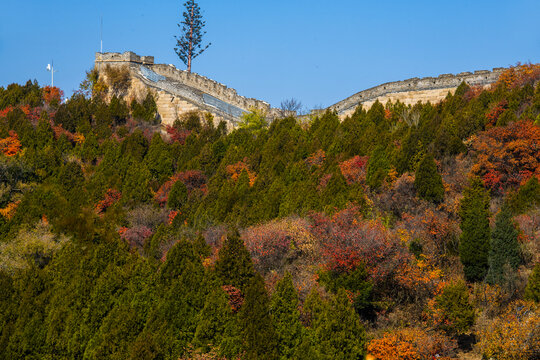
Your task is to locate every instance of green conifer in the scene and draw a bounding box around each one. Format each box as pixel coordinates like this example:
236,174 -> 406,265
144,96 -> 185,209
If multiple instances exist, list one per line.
414,153 -> 445,203
459,178 -> 491,282
214,228 -> 255,290
435,281 -> 475,335
316,289 -> 366,360
525,263 -> 540,302
270,272 -> 304,359
192,287 -> 235,353
239,273 -> 278,360
168,180 -> 188,209
366,145 -> 390,189
486,206 -> 521,285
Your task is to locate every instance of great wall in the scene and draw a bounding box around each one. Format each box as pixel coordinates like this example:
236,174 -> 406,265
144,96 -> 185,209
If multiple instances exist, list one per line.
95,51 -> 505,127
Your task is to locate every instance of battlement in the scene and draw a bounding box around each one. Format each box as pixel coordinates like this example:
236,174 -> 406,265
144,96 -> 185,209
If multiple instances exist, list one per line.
95,51 -> 154,65
329,67 -> 505,115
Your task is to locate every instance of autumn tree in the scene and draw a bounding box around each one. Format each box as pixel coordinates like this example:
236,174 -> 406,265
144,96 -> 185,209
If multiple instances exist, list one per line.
459,178 -> 491,282
174,0 -> 211,73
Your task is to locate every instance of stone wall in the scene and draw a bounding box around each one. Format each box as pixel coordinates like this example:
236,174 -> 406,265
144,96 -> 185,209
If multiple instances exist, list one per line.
95,51 -> 276,128
328,68 -> 504,117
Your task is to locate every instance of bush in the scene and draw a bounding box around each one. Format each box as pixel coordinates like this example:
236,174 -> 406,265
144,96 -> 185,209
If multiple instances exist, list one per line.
477,300 -> 540,360
368,327 -> 457,360
433,281 -> 475,335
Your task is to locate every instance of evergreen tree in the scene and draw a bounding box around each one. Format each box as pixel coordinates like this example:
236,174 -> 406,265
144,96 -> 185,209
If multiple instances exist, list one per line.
366,145 -> 390,189
174,0 -> 211,73
192,287 -> 235,353
270,272 -> 304,359
321,168 -> 349,210
239,273 -> 278,360
459,178 -> 491,282
414,153 -> 445,203
486,206 -> 521,285
525,263 -> 540,302
168,180 -> 188,209
214,228 -> 255,290
435,282 -> 475,335
316,289 -> 366,360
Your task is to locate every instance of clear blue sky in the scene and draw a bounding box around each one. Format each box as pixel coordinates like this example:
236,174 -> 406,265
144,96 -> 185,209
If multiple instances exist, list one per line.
1,0 -> 539,110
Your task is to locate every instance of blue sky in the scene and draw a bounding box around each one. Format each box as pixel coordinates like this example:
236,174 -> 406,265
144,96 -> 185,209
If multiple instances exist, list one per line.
1,0 -> 539,109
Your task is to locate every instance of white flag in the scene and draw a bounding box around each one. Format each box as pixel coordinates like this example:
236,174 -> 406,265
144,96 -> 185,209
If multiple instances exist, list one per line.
46,64 -> 51,71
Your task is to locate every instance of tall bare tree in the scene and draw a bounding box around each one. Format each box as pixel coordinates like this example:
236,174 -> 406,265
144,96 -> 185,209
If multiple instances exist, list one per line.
174,0 -> 211,73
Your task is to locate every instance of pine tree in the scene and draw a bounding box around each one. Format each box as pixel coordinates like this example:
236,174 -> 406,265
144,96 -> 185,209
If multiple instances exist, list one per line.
316,289 -> 366,360
486,206 -> 521,285
214,228 -> 255,291
174,0 -> 211,73
366,145 -> 390,189
168,180 -> 188,209
414,153 -> 445,203
435,282 -> 475,335
192,287 -> 235,353
270,272 -> 304,359
240,273 -> 278,360
459,178 -> 491,282
525,263 -> 540,302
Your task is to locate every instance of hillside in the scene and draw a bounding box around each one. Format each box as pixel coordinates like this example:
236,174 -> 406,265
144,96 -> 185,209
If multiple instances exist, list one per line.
0,64 -> 539,359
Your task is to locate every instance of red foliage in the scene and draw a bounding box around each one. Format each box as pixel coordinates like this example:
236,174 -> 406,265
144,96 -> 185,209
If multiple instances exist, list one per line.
309,206 -> 409,286
95,188 -> 122,215
339,155 -> 368,184
471,120 -> 540,192
0,106 -> 14,119
0,130 -> 22,157
119,225 -> 153,250
155,170 -> 207,206
42,86 -> 64,106
168,210 -> 179,225
485,100 -> 508,127
221,285 -> 244,313
165,125 -> 191,144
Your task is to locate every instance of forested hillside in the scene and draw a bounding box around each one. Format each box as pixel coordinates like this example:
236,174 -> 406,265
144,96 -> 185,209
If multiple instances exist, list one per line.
0,64 -> 539,360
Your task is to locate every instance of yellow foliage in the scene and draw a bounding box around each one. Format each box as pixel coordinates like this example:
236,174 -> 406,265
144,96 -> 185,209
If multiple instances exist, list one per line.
476,300 -> 539,360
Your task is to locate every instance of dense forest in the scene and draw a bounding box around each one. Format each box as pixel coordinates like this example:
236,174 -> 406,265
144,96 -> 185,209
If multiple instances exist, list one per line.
0,64 -> 539,360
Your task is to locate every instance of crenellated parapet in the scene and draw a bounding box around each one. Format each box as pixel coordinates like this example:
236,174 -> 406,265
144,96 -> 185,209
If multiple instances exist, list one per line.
95,52 -> 275,128
328,68 -> 505,116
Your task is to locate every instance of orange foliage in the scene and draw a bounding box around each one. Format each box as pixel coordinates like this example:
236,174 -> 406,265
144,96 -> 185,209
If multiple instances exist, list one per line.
305,149 -> 326,167
0,130 -> 22,157
94,188 -> 122,215
339,155 -> 368,184
42,86 -> 64,106
495,63 -> 540,89
368,327 -> 457,360
226,160 -> 257,186
0,201 -> 21,220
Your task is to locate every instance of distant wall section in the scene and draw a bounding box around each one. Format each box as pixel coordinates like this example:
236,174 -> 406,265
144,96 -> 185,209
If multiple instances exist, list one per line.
329,69 -> 504,118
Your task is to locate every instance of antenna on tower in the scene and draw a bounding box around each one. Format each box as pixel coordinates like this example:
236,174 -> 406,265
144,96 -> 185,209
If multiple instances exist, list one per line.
100,15 -> 103,53
46,61 -> 58,87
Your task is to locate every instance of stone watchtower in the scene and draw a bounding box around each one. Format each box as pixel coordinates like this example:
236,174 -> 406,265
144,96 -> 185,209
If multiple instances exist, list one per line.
94,51 -> 278,129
